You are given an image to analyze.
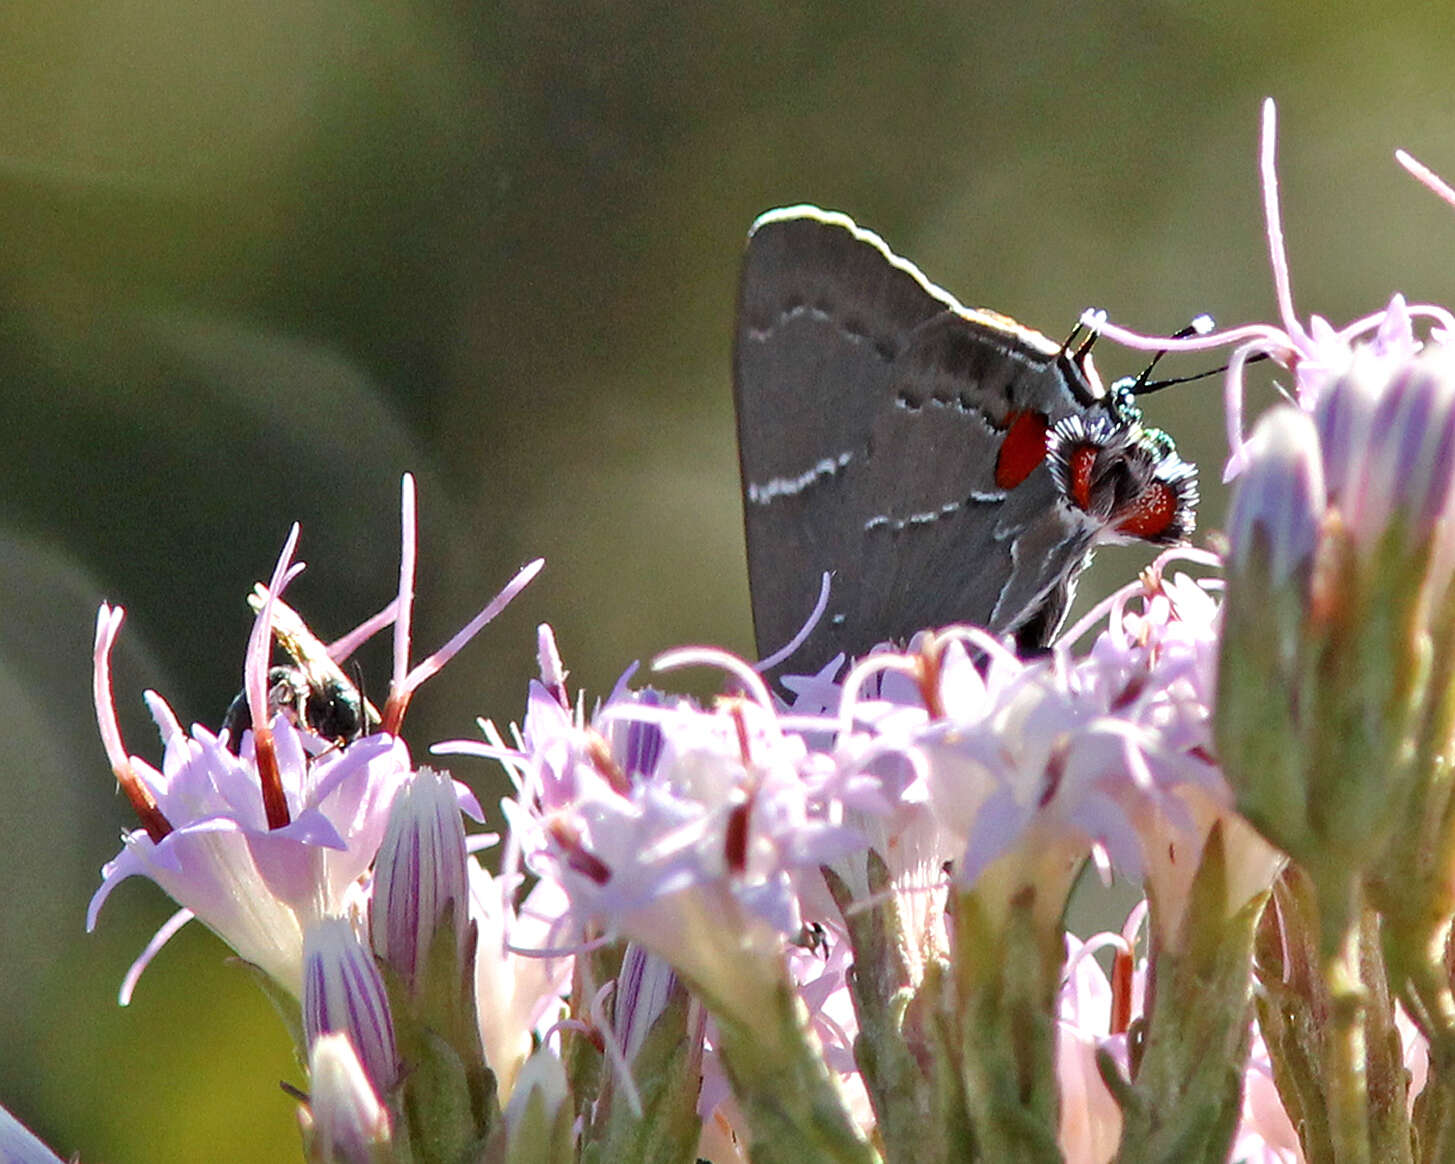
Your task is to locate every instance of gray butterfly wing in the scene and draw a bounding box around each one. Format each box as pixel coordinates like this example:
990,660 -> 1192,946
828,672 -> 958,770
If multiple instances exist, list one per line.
733,206 -> 1098,670
733,207 -> 947,662
851,311 -> 1099,651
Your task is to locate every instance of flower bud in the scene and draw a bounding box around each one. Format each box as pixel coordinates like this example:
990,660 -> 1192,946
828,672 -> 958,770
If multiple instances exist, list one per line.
502,1049 -> 573,1159
301,1032 -> 392,1164
369,767 -> 471,995
1321,350 -> 1455,559
1220,349 -> 1455,905
614,943 -> 691,1066
1225,405 -> 1327,593
1217,405 -> 1329,863
304,918 -> 399,1098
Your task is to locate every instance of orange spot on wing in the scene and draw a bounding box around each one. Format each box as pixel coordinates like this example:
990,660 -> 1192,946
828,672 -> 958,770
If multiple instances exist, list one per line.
1114,481 -> 1177,540
994,411 -> 1050,489
1068,446 -> 1097,512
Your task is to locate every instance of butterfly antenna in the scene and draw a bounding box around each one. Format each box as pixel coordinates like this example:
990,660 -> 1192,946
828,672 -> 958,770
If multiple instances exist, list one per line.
1057,320 -> 1087,357
1134,351 -> 1272,396
1126,315 -> 1215,394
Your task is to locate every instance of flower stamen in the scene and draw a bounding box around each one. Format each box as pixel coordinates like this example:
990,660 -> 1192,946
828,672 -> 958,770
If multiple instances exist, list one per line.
92,606 -> 173,842
911,634 -> 948,720
379,473 -> 545,734
585,731 -> 630,796
247,523 -> 303,829
1111,945 -> 1135,1036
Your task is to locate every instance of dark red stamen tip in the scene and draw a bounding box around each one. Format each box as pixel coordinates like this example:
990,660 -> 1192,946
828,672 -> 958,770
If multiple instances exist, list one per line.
381,691 -> 410,737
585,731 -> 630,796
1037,743 -> 1067,809
724,798 -> 751,875
567,848 -> 612,884
548,818 -> 612,884
995,411 -> 1051,489
1111,945 -> 1135,1034
254,726 -> 292,830
727,700 -> 753,767
117,764 -> 173,842
1110,672 -> 1147,712
914,637 -> 947,720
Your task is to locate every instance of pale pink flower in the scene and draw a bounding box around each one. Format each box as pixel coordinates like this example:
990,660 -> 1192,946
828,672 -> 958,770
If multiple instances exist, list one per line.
88,476 -> 539,998
468,857 -> 574,1101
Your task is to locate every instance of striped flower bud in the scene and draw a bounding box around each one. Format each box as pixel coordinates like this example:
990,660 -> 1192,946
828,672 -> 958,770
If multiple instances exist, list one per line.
303,918 -> 399,1100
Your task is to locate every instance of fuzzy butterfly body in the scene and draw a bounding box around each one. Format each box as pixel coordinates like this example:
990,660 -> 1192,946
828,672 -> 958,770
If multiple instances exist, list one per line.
732,206 -> 1196,671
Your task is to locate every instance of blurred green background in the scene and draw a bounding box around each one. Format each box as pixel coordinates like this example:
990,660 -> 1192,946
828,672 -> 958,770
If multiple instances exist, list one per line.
4,0 -> 1455,1158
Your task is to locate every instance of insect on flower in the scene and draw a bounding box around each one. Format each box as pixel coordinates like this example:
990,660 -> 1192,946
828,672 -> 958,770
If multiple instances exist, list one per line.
221,584 -> 381,751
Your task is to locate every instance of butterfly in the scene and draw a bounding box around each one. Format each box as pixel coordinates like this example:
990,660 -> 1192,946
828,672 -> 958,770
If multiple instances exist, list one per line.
732,206 -> 1196,672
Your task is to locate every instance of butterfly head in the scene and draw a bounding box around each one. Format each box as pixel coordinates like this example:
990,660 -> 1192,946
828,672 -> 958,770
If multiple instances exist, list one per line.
1047,406 -> 1198,546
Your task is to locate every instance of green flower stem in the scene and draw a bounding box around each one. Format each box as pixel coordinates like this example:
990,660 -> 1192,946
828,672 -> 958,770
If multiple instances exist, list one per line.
1381,907 -> 1455,1056
917,958 -> 976,1158
701,955 -> 880,1164
1357,908 -> 1413,1164
1111,827 -> 1264,1163
946,886 -> 1062,1164
1375,512 -> 1455,1163
1254,877 -> 1327,1158
1257,851 -> 1417,1162
582,979 -> 705,1164
1380,579 -> 1455,1030
822,861 -> 936,1164
1322,886 -> 1372,1164
1412,1018 -> 1455,1164
562,937 -> 621,1127
1390,921 -> 1455,1163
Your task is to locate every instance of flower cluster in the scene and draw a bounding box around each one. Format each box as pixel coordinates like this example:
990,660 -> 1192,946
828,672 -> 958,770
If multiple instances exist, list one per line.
429,547 -> 1299,1162
84,476 -> 559,1159
11,99 -> 1455,1164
